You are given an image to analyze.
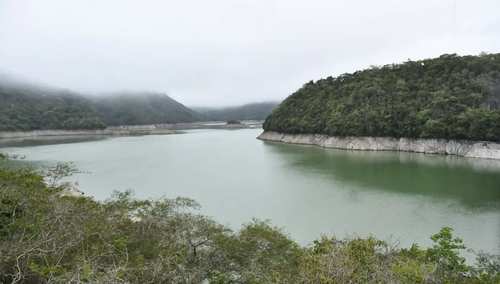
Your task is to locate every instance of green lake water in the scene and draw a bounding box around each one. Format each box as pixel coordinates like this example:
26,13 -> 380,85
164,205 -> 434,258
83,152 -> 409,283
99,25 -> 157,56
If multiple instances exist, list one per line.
2,129 -> 500,256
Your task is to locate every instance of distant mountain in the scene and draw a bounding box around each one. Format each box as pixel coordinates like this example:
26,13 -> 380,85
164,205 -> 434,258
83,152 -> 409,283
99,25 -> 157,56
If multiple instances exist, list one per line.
0,77 -> 105,131
264,53 -> 500,142
0,76 -> 201,131
92,93 -> 200,126
194,102 -> 279,121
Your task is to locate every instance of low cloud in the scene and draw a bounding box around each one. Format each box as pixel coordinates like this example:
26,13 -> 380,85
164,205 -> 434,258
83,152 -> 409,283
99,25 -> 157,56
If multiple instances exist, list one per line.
0,0 -> 499,106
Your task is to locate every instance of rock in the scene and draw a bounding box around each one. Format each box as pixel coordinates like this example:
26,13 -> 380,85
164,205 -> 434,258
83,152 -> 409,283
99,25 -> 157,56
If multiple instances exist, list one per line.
257,131 -> 500,160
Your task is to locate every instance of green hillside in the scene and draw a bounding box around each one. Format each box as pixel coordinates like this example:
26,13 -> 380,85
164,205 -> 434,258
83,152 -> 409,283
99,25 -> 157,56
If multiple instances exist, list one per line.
0,81 -> 105,131
93,93 -> 200,126
0,78 -> 201,131
263,53 -> 500,142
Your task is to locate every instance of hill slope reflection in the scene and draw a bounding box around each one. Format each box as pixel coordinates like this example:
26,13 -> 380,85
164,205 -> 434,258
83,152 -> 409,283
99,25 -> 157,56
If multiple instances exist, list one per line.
263,141 -> 500,210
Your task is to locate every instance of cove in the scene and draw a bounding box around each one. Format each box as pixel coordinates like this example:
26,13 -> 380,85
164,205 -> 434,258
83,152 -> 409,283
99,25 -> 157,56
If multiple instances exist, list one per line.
2,128 -> 500,256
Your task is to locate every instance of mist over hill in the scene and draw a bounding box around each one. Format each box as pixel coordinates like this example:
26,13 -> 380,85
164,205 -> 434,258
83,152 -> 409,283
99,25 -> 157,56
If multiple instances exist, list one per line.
0,76 -> 200,131
92,93 -> 200,126
193,102 -> 279,121
0,76 -> 106,131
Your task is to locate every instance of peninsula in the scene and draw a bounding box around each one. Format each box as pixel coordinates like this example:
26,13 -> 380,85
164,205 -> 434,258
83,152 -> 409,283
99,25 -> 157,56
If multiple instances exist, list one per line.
260,53 -> 500,159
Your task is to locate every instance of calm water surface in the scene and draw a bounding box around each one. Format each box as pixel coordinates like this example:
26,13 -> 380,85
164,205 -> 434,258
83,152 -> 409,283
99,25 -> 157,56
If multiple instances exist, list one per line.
2,129 -> 500,255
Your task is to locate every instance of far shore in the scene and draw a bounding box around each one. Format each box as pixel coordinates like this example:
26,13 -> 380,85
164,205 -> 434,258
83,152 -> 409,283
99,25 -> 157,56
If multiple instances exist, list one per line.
0,121 -> 263,143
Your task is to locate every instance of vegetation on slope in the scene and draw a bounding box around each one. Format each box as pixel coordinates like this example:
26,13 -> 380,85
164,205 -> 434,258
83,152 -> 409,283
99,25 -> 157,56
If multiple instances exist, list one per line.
0,76 -> 201,131
194,102 -> 279,121
0,161 -> 498,283
93,93 -> 200,126
0,80 -> 105,131
264,53 -> 500,142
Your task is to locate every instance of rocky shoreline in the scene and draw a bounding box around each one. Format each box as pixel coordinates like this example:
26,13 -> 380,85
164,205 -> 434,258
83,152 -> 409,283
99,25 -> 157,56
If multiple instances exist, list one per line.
0,121 -> 263,143
258,131 -> 500,160
0,126 -> 176,141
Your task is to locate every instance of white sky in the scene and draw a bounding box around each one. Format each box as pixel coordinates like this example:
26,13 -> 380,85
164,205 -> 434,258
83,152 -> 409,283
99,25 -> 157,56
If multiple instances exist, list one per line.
0,0 -> 499,106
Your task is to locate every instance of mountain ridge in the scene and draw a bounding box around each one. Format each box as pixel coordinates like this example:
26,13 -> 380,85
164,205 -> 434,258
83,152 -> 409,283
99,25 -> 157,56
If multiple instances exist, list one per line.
0,76 -> 200,131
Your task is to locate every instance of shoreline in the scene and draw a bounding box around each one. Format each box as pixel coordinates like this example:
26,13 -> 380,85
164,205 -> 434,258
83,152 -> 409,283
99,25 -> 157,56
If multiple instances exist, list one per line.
0,121 -> 262,143
257,131 -> 500,160
0,127 -> 176,141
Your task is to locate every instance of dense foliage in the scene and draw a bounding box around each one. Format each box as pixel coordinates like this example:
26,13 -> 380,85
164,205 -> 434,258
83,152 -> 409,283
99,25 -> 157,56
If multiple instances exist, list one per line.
195,102 -> 279,121
93,93 -> 200,126
0,164 -> 498,283
264,53 -> 500,142
0,82 -> 105,131
0,78 -> 201,131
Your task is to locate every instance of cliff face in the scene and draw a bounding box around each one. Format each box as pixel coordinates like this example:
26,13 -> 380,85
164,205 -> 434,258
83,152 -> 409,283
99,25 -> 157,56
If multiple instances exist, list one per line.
258,131 -> 500,160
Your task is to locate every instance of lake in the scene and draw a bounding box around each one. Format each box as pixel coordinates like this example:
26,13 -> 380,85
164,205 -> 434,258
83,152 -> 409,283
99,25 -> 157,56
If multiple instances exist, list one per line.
2,128 -> 500,257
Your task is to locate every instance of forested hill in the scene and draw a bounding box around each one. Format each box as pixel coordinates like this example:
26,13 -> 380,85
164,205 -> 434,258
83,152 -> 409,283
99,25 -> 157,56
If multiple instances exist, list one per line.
263,53 -> 500,142
92,93 -> 200,126
193,102 -> 279,121
0,77 -> 201,131
0,79 -> 106,131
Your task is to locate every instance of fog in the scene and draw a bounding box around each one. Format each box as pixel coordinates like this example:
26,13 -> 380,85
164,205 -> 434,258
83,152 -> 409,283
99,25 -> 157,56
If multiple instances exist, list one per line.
0,0 -> 499,106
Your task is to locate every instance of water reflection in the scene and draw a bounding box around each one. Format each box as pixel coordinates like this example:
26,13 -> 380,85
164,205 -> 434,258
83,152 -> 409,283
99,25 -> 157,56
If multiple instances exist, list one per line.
263,141 -> 500,210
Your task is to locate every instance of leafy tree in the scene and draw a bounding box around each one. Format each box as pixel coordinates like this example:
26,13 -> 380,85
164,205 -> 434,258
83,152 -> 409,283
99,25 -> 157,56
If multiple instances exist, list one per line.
426,227 -> 467,281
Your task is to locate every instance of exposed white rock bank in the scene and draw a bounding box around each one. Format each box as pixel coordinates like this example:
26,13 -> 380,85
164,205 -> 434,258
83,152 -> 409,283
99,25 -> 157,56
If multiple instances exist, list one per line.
258,131 -> 500,160
0,126 -> 175,141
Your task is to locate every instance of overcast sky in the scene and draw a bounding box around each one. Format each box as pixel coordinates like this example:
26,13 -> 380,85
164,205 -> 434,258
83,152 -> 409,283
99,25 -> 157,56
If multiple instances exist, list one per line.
0,0 -> 499,106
